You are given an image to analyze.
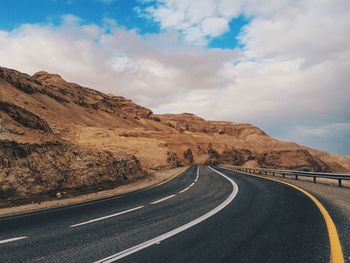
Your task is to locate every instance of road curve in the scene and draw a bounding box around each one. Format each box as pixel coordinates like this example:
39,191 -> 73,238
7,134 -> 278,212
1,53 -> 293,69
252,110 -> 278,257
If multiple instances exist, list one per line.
0,165 -> 338,262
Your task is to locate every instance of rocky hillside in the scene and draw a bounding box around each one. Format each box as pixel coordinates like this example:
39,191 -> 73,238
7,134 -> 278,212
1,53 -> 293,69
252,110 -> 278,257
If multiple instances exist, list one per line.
1,66 -> 349,203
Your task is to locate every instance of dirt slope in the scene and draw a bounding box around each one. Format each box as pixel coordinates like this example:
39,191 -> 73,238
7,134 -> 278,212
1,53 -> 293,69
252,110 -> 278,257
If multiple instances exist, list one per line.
1,66 -> 349,202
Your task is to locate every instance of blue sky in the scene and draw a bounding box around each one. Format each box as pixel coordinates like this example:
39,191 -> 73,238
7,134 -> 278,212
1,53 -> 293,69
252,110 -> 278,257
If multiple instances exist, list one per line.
0,0 -> 158,32
0,0 -> 247,49
208,15 -> 248,49
1,1 -> 349,156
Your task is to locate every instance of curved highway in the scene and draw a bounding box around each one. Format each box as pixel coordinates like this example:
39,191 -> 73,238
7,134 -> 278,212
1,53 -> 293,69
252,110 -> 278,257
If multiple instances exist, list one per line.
0,166 -> 340,262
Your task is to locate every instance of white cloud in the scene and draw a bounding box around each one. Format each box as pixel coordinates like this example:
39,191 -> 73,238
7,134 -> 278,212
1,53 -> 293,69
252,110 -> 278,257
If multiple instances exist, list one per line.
0,15 -> 240,108
145,0 -> 237,44
238,1 -> 350,67
1,1 -> 350,155
201,17 -> 229,37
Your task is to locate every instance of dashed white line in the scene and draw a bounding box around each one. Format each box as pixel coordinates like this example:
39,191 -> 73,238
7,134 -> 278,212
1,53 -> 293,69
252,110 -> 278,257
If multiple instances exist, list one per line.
179,166 -> 200,193
70,206 -> 144,228
94,166 -> 238,263
0,236 -> 27,244
150,195 -> 176,205
72,166 -> 200,228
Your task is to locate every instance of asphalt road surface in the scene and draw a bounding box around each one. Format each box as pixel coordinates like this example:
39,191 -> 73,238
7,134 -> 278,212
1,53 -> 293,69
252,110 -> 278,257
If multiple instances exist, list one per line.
0,165 -> 338,262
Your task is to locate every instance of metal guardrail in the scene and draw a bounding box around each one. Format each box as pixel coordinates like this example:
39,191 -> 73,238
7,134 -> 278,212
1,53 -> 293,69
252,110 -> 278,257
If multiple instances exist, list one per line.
226,166 -> 350,187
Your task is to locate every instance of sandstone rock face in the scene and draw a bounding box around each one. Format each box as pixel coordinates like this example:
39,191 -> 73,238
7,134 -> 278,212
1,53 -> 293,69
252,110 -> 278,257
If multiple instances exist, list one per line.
0,102 -> 52,132
0,66 -> 349,202
0,140 -> 142,205
183,148 -> 194,165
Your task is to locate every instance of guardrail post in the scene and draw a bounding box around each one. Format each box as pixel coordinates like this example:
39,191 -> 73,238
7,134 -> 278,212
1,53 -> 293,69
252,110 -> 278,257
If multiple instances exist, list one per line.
295,175 -> 298,180
313,177 -> 316,183
282,173 -> 285,178
338,179 -> 342,187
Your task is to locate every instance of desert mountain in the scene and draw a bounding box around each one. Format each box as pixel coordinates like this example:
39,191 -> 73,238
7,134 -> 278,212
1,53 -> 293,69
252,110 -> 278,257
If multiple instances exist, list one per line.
1,66 -> 349,203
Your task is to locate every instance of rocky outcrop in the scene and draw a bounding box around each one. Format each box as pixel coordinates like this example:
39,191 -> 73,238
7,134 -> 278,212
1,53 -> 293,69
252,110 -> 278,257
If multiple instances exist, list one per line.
259,149 -> 331,172
183,148 -> 194,165
203,146 -> 255,166
0,67 -> 42,94
167,151 -> 180,167
0,140 -> 142,203
32,70 -> 153,119
154,113 -> 265,137
217,148 -> 254,166
0,102 -> 52,132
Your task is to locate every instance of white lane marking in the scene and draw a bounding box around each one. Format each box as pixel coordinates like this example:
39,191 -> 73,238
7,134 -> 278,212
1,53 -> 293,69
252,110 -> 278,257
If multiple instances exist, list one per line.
150,195 -> 176,205
189,183 -> 194,187
0,236 -> 27,244
94,166 -> 238,263
70,206 -> 144,228
179,186 -> 191,193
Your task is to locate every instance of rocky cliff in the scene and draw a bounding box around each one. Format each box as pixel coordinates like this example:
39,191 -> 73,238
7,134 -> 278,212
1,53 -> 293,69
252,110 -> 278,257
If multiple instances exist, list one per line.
0,66 -> 349,203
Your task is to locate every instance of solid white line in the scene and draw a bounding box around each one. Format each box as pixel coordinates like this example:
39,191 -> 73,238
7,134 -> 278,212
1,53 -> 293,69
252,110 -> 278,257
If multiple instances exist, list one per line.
0,236 -> 27,244
179,186 -> 191,193
70,206 -> 144,228
150,195 -> 176,205
94,166 -> 238,263
189,182 -> 194,187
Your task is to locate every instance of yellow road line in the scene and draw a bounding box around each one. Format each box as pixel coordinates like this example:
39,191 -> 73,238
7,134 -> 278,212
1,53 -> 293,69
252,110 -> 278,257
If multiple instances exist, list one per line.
225,167 -> 344,263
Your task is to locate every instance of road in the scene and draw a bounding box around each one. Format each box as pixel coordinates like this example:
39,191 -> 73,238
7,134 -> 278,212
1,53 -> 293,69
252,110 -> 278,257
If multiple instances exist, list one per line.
0,165 -> 338,262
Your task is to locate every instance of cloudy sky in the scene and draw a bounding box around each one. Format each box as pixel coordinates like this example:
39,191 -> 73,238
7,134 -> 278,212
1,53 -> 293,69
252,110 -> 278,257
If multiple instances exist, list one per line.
1,0 -> 349,156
